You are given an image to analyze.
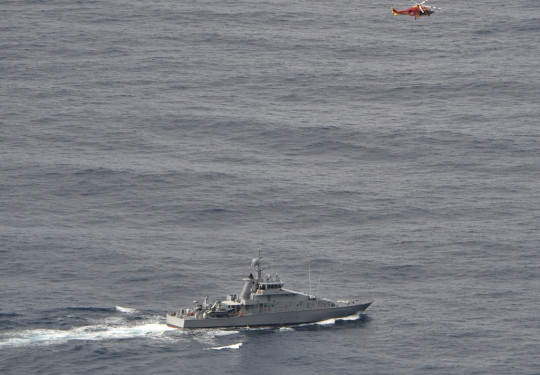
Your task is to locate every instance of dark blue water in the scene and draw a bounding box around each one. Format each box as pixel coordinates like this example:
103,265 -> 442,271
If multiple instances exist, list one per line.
1,0 -> 539,374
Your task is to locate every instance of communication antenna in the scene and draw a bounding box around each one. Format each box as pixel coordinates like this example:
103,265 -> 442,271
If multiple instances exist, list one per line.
317,264 -> 322,293
362,260 -> 375,302
308,252 -> 312,295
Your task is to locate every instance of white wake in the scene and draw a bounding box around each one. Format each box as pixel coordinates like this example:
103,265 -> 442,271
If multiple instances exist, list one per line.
314,313 -> 362,326
0,323 -> 174,348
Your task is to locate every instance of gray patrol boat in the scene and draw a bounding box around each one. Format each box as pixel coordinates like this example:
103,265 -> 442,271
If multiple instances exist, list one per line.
167,254 -> 372,329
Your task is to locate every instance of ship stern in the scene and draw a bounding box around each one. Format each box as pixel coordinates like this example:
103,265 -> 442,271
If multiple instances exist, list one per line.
166,312 -> 185,328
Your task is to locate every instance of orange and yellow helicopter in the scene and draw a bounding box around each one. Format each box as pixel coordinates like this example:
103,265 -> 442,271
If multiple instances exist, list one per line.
391,0 -> 441,19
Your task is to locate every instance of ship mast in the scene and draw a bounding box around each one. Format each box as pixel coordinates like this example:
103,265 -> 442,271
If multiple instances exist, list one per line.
251,250 -> 263,282
239,251 -> 263,300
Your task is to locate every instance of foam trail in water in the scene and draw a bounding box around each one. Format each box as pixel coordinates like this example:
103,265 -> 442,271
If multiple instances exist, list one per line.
209,342 -> 242,350
315,313 -> 361,326
192,328 -> 239,346
0,323 -> 175,348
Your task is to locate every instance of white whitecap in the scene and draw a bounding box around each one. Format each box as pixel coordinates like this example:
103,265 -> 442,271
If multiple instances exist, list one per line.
115,306 -> 138,313
210,342 -> 242,350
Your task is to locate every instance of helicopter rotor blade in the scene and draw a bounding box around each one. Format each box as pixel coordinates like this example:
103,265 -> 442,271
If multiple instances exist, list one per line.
409,0 -> 438,13
415,0 -> 427,12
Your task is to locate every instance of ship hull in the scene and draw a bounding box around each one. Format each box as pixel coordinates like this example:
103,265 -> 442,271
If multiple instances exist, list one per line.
167,302 -> 371,329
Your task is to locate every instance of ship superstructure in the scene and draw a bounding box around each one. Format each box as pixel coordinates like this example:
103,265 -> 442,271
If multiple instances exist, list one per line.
167,253 -> 372,329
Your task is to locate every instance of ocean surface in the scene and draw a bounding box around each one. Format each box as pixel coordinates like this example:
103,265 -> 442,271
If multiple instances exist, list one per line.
1,0 -> 539,374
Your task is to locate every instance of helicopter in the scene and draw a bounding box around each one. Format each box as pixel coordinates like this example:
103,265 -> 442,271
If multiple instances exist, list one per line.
391,0 -> 441,19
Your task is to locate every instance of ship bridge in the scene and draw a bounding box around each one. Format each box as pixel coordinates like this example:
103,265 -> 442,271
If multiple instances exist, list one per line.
258,282 -> 284,290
